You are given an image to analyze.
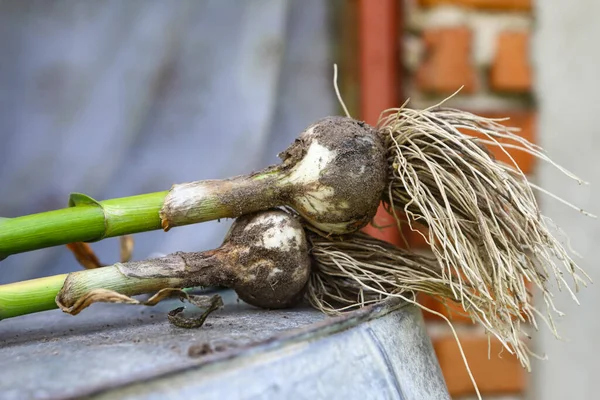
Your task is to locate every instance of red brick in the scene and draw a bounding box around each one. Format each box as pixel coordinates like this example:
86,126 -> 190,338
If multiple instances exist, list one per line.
421,291 -> 534,324
417,27 -> 477,94
362,205 -> 407,246
418,0 -> 531,11
433,335 -> 526,396
420,294 -> 473,323
491,31 -> 532,92
461,111 -> 537,174
364,207 -> 430,249
408,222 -> 429,248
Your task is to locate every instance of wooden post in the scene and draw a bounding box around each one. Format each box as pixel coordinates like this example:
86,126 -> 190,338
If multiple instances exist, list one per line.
358,0 -> 405,245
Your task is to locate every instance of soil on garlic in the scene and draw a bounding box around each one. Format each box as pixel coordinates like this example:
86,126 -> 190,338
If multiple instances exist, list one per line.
221,210 -> 311,308
278,116 -> 387,233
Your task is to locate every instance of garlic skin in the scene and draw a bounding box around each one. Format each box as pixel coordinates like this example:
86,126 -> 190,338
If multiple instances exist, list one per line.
280,117 -> 387,234
222,210 -> 311,309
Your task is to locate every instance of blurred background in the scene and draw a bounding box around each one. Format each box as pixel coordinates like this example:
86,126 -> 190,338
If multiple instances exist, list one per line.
0,0 -> 598,399
0,0 -> 336,281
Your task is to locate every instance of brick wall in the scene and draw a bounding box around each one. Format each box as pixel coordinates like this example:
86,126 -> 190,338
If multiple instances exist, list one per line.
403,1 -> 535,399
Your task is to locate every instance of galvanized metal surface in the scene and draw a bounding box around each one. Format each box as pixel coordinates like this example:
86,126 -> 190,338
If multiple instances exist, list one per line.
0,292 -> 449,400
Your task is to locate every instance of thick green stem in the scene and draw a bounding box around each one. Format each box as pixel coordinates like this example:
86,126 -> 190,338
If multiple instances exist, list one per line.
0,274 -> 68,319
0,192 -> 167,259
62,266 -> 185,300
0,169 -> 286,259
0,265 -> 186,320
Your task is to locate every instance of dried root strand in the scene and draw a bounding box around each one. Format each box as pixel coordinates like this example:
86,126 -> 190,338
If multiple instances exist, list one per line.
306,231 -> 487,315
375,96 -> 591,370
